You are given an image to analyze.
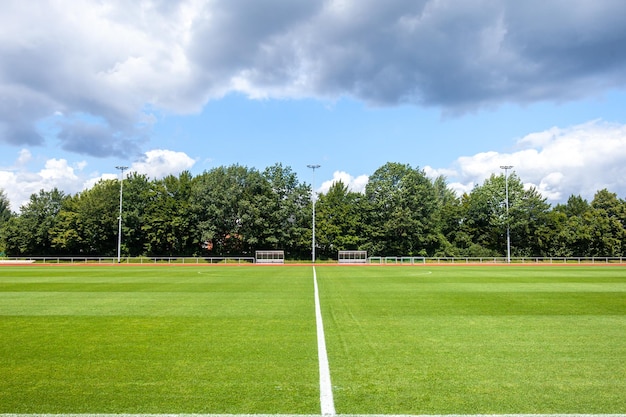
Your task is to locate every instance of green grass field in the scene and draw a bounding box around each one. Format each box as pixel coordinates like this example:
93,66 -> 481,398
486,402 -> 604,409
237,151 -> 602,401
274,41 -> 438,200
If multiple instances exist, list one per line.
0,264 -> 624,414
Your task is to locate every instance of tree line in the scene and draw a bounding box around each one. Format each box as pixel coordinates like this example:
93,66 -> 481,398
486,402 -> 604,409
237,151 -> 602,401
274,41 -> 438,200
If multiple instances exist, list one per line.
1,162 -> 625,259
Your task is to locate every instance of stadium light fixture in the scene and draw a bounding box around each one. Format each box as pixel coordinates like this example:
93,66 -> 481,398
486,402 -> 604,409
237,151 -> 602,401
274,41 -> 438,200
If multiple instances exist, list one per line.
307,164 -> 321,263
116,165 -> 128,263
500,165 -> 513,263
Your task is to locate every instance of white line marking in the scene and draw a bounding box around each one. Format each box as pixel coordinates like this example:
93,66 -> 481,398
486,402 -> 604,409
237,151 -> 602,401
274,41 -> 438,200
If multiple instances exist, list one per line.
313,266 -> 336,416
2,414 -> 624,417
412,271 -> 433,276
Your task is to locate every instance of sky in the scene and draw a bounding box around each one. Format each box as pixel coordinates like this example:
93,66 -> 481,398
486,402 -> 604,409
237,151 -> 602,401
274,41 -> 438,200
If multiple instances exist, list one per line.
2,0 -> 626,211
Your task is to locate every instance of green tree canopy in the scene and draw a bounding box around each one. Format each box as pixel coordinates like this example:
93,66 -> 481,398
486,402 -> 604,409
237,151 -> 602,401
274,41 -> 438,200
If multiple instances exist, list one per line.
2,163 -> 625,259
0,189 -> 11,224
51,180 -> 118,256
143,171 -> 196,256
316,180 -> 365,257
4,188 -> 66,256
364,162 -> 441,256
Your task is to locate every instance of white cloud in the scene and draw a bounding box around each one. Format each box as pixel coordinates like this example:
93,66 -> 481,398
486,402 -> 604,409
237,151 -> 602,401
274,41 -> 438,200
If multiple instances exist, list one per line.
75,160 -> 88,171
423,165 -> 457,180
130,149 -> 196,179
16,149 -> 32,166
451,120 -> 626,202
448,180 -> 476,197
320,170 -> 369,194
1,157 -> 83,212
0,170 -> 19,210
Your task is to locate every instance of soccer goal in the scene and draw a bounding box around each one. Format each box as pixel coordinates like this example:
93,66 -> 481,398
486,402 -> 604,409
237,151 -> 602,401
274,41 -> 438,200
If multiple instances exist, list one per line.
255,250 -> 285,264
338,250 -> 368,263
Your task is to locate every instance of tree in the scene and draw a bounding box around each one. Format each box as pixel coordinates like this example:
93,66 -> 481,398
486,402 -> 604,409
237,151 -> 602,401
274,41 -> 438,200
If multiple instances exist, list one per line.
120,172 -> 152,256
457,175 -> 506,255
535,209 -> 569,257
549,191 -> 626,257
509,185 -> 551,256
556,194 -> 590,217
557,209 -> 619,257
51,180 -> 119,255
591,189 -> 626,230
432,175 -> 461,256
547,195 -> 590,256
460,173 -> 550,257
3,189 -> 66,256
589,189 -> 626,256
143,171 -> 196,256
3,163 -> 625,260
191,165 -> 276,255
231,166 -> 274,254
0,190 -> 12,254
262,163 -> 311,258
364,162 -> 441,256
316,180 -> 365,258
0,189 -> 11,224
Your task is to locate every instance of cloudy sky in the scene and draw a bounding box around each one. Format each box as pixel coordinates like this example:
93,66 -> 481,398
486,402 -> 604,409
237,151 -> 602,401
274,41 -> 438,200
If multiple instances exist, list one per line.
2,0 -> 626,211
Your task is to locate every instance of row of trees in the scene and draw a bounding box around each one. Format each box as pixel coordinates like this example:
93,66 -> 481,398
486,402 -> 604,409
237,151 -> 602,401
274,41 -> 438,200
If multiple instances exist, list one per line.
1,162 -> 625,259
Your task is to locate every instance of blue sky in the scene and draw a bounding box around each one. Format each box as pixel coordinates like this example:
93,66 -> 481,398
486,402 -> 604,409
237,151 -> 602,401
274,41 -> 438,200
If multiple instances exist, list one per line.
2,1 -> 626,211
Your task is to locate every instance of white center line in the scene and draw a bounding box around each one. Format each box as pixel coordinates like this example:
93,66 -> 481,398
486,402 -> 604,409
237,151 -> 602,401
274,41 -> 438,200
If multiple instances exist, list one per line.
313,266 -> 336,416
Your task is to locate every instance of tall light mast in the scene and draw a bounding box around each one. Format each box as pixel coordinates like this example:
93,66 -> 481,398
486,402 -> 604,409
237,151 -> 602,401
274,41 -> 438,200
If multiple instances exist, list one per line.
500,165 -> 513,263
116,165 -> 128,263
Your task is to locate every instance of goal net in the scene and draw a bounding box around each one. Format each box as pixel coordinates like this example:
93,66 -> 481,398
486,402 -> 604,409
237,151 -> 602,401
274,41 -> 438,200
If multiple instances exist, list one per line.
338,250 -> 367,263
255,250 -> 285,264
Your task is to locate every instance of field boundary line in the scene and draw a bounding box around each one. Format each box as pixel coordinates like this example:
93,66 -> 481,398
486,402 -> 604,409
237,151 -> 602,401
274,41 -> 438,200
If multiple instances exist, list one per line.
314,266 -> 336,416
0,413 -> 626,417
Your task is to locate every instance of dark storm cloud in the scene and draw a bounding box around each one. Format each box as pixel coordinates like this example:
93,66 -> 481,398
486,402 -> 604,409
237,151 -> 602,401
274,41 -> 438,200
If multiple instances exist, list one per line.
211,0 -> 626,108
0,74 -> 58,147
0,123 -> 44,147
2,0 -> 626,152
56,118 -> 144,158
188,0 -> 325,84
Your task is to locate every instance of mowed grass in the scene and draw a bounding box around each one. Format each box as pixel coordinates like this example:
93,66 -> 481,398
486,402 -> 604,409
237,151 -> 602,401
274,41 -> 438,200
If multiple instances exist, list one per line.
316,265 -> 626,414
0,266 -> 319,414
1,264 -> 625,415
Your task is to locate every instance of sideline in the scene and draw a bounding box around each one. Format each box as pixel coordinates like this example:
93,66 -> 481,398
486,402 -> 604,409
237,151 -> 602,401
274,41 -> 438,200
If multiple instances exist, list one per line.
0,414 -> 626,417
314,266 -> 336,416
1,260 -> 625,267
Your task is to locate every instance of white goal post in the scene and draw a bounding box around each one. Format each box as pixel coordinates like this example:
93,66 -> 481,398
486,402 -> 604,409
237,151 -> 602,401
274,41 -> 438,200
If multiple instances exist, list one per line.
255,250 -> 285,264
338,250 -> 368,263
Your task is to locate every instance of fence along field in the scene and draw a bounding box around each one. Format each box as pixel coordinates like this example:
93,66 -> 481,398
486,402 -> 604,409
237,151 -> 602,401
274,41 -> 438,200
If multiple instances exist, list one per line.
1,254 -> 625,264
0,264 -> 624,415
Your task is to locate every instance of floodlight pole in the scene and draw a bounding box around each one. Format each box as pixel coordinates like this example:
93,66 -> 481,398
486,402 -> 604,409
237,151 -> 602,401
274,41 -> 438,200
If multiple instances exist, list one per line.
500,165 -> 513,263
307,164 -> 321,263
116,165 -> 128,263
